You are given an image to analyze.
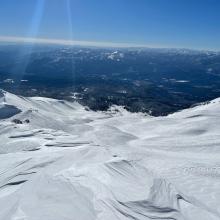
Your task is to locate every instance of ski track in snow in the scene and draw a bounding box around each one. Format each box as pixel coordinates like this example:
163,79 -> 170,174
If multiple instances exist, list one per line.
0,90 -> 220,220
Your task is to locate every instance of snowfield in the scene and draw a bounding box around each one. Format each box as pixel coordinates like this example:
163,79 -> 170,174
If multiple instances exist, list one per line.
0,90 -> 220,220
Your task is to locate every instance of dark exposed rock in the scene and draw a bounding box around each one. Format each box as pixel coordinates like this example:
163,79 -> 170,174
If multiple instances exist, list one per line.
12,119 -> 23,124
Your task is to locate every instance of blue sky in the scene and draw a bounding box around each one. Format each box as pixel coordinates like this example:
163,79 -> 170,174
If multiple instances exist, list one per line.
0,0 -> 220,50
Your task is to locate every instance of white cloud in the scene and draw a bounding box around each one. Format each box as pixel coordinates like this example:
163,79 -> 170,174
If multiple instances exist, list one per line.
0,35 -> 160,48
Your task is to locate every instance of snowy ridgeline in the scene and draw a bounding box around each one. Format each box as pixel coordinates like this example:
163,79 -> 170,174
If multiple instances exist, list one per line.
0,89 -> 220,220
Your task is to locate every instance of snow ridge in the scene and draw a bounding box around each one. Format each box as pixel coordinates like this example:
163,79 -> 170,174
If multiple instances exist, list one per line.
0,91 -> 220,220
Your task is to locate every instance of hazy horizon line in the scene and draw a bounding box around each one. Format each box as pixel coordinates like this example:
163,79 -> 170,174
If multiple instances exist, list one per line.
0,35 -> 218,51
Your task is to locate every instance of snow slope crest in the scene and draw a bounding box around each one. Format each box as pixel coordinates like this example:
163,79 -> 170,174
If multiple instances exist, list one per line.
0,91 -> 220,220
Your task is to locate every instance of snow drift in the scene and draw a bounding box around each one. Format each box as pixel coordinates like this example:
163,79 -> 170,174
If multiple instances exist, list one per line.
0,89 -> 220,220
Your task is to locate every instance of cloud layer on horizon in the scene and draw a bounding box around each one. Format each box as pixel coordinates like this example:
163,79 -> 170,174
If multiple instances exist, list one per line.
0,36 -> 154,48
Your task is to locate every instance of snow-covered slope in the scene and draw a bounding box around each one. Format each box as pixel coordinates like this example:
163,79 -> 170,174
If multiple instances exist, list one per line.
0,89 -> 220,220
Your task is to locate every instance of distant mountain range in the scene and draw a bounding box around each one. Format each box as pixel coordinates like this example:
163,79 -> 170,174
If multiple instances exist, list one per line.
1,44 -> 220,115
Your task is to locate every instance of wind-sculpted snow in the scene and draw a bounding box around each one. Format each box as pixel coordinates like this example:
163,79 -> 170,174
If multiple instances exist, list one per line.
0,90 -> 220,220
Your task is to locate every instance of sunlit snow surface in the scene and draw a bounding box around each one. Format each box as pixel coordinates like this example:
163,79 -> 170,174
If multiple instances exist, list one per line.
0,90 -> 220,220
